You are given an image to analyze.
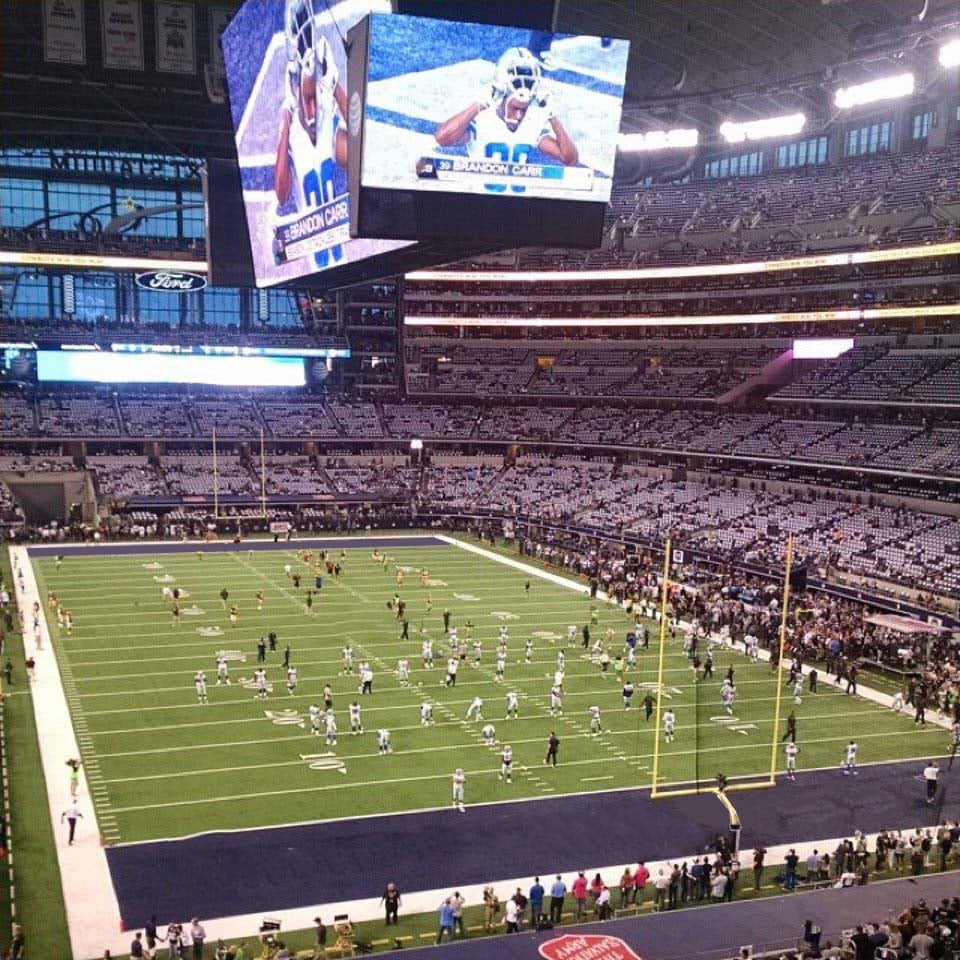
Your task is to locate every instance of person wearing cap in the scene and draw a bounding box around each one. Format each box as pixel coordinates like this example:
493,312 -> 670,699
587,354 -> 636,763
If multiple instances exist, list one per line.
313,917 -> 327,957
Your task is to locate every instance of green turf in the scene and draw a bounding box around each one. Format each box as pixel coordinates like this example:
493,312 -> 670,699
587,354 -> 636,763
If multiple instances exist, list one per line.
31,538 -> 948,845
0,548 -> 71,960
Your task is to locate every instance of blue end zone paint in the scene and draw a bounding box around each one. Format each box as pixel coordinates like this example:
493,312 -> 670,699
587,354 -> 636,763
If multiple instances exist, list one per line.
105,760 -> 956,929
25,535 -> 449,559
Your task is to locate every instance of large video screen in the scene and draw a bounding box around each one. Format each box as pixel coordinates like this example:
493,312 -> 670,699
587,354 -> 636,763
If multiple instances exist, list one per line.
359,15 -> 628,203
221,0 -> 409,288
36,351 -> 307,387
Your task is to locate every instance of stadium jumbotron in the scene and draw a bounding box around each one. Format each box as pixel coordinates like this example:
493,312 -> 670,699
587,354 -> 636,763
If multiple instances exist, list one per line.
2,1 -> 960,959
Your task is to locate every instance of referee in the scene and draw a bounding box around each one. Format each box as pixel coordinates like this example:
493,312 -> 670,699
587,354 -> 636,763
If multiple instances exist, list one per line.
544,732 -> 559,767
923,761 -> 940,804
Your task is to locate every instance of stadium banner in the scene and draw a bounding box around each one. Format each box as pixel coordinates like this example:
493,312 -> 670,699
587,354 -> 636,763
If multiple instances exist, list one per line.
269,521 -> 291,534
43,0 -> 86,65
358,14 -> 628,203
220,0 -> 409,288
208,6 -> 233,71
100,0 -> 144,71
155,0 -> 196,74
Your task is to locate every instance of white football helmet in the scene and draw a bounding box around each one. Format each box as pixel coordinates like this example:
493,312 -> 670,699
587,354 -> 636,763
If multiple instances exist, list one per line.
285,0 -> 317,74
493,47 -> 543,104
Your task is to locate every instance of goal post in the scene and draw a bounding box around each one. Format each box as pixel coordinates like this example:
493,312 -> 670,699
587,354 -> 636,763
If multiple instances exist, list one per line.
212,426 -> 269,521
649,535 -> 795,801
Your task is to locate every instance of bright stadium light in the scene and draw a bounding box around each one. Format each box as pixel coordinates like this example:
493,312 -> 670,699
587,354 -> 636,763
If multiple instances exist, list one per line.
619,128 -> 699,152
834,73 -> 914,109
940,39 -> 960,69
719,113 -> 806,143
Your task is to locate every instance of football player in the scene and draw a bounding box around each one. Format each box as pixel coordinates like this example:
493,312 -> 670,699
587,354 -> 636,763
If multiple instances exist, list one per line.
274,0 -> 348,267
434,46 -> 579,193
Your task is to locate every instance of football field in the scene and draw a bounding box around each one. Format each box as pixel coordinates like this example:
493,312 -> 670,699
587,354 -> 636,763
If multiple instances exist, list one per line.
31,535 -> 946,846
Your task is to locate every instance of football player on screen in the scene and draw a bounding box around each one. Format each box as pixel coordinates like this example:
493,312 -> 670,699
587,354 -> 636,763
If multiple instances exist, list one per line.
434,47 -> 579,191
273,0 -> 348,266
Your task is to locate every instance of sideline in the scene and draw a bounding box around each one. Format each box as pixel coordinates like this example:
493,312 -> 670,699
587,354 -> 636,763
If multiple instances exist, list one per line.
8,546 -> 121,960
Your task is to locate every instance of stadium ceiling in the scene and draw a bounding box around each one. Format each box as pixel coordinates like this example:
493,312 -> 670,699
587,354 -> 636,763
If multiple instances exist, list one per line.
557,0 -> 960,130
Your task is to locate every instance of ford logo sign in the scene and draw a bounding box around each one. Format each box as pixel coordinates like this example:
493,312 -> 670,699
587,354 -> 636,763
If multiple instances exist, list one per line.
135,270 -> 207,293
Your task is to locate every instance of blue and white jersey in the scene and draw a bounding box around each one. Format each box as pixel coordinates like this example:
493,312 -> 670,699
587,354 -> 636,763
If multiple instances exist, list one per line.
467,102 -> 553,193
285,85 -> 343,267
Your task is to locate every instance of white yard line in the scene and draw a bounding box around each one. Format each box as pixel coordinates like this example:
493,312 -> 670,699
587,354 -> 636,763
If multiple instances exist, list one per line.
9,546 -> 122,960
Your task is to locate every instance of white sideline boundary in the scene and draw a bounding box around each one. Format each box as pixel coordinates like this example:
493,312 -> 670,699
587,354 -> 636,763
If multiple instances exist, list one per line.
8,546 -> 121,960
14,534 -> 954,956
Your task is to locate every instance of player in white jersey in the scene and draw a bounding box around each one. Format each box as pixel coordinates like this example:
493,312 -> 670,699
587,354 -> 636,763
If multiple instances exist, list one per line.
274,0 -> 348,270
524,639 -> 534,663
418,702 -> 433,727
793,678 -> 804,705
499,626 -> 509,645
449,626 -> 459,650
481,722 -> 496,745
567,624 -> 577,647
377,729 -> 392,754
308,703 -> 321,736
254,667 -> 268,700
446,656 -> 459,687
194,671 -> 208,704
587,705 -> 601,735
663,709 -> 676,743
499,745 -> 514,783
892,690 -> 905,713
495,649 -> 507,682
721,680 -> 736,715
556,650 -> 565,670
422,639 -> 434,668
216,654 -> 230,685
842,740 -> 858,775
452,768 -> 466,810
466,696 -> 484,721
550,685 -> 563,716
397,658 -> 410,686
286,666 -> 298,695
349,700 -> 363,734
324,710 -> 338,745
785,742 -> 800,781
553,668 -> 565,689
434,47 -> 579,192
505,691 -> 519,718
341,643 -> 354,675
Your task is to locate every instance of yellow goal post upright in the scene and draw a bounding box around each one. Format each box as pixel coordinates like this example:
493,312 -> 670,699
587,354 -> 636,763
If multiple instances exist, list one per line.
212,426 -> 269,522
649,534 -> 795,803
